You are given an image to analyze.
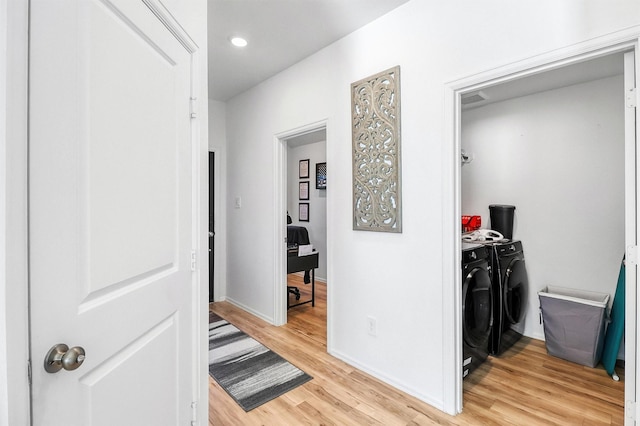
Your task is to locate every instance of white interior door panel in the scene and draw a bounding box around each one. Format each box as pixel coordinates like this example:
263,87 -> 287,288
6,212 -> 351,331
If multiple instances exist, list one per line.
29,0 -> 195,424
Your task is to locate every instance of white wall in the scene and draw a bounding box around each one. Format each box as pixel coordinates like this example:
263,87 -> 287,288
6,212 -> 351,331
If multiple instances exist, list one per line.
287,141 -> 327,281
209,100 -> 228,301
462,75 -> 625,340
223,0 -> 640,413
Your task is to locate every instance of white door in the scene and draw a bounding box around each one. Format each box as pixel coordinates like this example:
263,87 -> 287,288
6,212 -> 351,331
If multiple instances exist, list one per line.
29,0 -> 197,424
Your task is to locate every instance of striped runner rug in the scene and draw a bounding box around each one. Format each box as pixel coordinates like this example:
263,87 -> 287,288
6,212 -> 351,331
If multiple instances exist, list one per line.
208,312 -> 313,411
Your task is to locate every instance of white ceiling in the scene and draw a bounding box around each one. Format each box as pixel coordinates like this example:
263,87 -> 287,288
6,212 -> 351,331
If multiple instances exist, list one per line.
207,2 -> 624,105
207,0 -> 410,101
288,128 -> 326,147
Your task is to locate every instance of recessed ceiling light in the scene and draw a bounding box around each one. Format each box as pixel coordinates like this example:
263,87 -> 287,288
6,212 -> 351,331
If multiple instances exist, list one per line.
230,37 -> 248,47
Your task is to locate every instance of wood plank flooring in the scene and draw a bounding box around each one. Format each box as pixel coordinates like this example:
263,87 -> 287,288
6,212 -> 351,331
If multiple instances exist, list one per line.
209,275 -> 624,425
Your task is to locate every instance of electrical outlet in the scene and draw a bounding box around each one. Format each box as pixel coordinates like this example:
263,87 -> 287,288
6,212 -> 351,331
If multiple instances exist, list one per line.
367,316 -> 377,336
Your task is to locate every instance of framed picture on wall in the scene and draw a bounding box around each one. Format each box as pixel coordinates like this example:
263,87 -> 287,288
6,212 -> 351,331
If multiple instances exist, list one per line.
299,203 -> 309,222
299,159 -> 310,179
316,162 -> 326,189
299,181 -> 309,200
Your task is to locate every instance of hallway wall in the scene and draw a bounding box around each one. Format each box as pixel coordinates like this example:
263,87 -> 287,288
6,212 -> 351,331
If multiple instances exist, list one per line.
222,0 -> 640,413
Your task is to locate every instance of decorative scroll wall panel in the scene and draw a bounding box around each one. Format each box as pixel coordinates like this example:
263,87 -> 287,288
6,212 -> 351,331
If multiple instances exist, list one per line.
351,66 -> 402,232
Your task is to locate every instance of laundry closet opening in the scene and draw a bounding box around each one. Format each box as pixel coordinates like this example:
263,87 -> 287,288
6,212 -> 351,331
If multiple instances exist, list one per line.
459,51 -> 628,413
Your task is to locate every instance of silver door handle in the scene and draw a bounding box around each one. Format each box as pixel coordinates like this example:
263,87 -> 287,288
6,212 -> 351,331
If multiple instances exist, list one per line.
209,231 -> 214,237
44,343 -> 86,373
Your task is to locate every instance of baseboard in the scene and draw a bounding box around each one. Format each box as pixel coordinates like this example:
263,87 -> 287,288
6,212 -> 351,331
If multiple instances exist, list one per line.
327,348 -> 445,413
224,297 -> 275,325
529,332 -> 545,342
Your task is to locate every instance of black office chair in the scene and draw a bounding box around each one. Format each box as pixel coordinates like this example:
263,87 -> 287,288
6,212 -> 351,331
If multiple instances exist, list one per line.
286,223 -> 311,304
288,285 -> 301,300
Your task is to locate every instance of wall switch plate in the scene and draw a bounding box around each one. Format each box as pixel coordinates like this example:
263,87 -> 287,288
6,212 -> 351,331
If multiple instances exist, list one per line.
235,196 -> 241,208
367,316 -> 377,337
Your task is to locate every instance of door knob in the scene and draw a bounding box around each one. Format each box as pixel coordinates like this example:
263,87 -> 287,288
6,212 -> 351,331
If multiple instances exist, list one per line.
44,343 -> 86,373
209,231 -> 214,237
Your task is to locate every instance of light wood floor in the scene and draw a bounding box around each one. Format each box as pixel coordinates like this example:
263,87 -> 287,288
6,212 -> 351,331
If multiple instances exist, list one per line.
209,275 -> 624,425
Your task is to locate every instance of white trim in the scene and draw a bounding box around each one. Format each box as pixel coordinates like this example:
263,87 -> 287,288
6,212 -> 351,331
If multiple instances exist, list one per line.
188,46 -> 209,426
624,49 -> 638,426
1,0 -> 30,424
447,26 -> 640,93
208,148 -> 226,302
324,121 -> 335,356
273,120 -> 328,327
272,134 -> 287,326
445,27 -> 640,416
225,297 -> 276,325
142,0 -> 198,53
329,348 -> 445,412
441,83 -> 462,415
0,0 -> 9,421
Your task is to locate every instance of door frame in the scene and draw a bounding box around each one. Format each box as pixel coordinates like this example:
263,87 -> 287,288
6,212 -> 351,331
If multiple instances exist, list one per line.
273,119 -> 328,327
1,0 -> 30,423
209,151 -> 215,303
623,49 -> 638,425
444,30 -> 640,416
208,147 -> 226,304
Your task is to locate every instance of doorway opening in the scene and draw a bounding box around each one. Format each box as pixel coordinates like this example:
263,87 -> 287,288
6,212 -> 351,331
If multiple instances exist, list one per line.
447,41 -> 638,417
273,121 -> 328,327
285,130 -> 328,313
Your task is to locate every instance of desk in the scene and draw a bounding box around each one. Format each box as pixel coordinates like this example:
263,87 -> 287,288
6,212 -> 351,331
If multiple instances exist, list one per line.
287,251 -> 319,309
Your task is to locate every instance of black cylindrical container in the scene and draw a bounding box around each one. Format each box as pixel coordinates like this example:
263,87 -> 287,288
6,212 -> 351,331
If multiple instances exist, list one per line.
489,204 -> 516,239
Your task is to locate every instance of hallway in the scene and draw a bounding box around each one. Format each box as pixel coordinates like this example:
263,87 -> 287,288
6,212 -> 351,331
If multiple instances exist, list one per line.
209,276 -> 623,425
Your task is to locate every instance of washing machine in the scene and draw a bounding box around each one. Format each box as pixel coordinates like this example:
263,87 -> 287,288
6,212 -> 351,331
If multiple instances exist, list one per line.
489,240 -> 528,356
461,243 -> 493,379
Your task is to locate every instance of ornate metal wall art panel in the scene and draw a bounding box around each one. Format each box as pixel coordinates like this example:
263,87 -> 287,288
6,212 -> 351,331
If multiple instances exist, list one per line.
351,66 -> 402,232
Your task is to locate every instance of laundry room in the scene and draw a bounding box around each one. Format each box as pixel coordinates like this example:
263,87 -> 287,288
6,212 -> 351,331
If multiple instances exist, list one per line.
460,52 -> 626,365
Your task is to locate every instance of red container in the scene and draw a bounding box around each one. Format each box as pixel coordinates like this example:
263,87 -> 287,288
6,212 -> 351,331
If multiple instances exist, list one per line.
462,215 -> 481,233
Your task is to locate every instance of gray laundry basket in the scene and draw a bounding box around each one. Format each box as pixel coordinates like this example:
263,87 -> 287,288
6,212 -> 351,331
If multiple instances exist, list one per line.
538,286 -> 610,367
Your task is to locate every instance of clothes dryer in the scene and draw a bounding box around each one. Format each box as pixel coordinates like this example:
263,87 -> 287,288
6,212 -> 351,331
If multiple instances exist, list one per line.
489,240 -> 528,356
461,243 -> 493,379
